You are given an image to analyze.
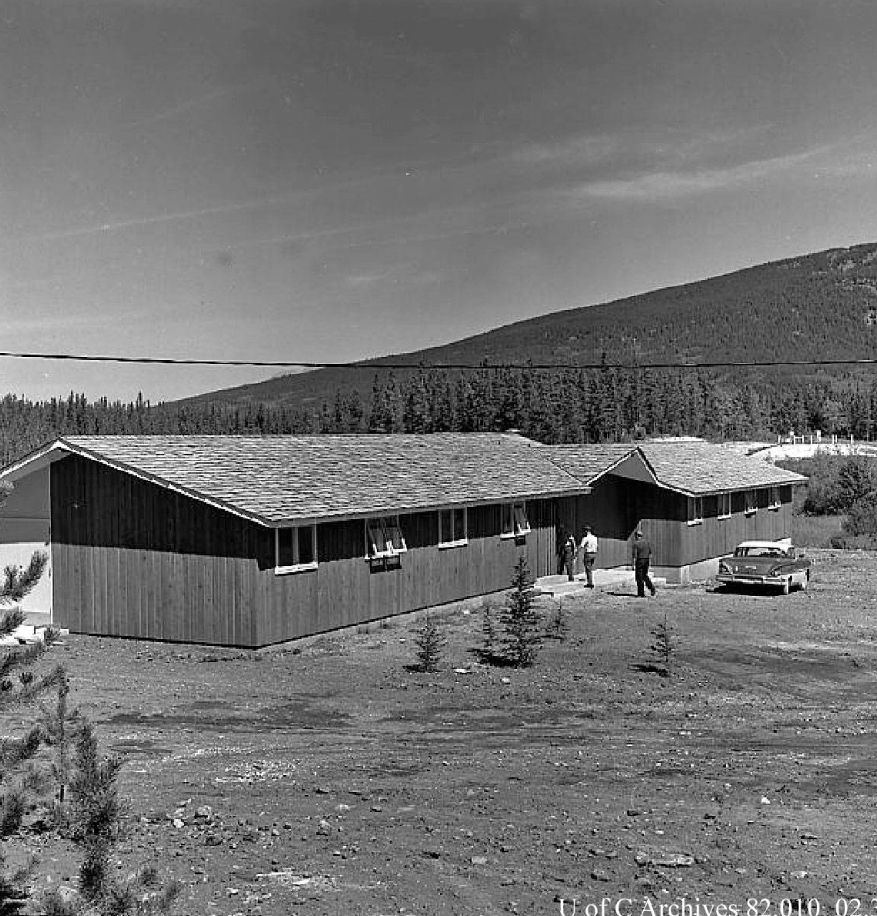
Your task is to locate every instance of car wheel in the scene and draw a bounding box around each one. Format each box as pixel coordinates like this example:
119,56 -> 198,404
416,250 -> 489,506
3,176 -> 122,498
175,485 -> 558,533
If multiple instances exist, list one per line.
781,577 -> 790,595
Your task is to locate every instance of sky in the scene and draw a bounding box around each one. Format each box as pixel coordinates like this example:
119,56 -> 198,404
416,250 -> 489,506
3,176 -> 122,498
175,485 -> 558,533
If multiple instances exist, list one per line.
2,0 -> 877,403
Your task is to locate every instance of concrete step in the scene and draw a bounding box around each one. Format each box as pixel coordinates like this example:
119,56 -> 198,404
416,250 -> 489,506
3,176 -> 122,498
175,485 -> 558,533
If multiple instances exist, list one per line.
0,619 -> 68,647
535,571 -> 667,598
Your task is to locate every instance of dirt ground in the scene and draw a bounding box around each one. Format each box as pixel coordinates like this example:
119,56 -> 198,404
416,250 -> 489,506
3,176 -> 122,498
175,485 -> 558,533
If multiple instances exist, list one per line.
12,547 -> 877,915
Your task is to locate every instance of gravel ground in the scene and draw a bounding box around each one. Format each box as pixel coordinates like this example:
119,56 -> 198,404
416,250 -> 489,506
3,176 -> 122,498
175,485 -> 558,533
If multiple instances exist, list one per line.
8,548 -> 877,915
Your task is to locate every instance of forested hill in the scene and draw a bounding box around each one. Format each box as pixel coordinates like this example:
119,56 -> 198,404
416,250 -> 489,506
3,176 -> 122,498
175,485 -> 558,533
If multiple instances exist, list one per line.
4,242 -> 877,467
180,241 -> 877,410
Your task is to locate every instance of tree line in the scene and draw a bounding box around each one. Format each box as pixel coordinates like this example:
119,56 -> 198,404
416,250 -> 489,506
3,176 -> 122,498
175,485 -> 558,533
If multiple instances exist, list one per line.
3,367 -> 877,465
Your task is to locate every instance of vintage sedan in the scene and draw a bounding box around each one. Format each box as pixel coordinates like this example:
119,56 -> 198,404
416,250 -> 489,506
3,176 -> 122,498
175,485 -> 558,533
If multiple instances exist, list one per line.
716,540 -> 812,594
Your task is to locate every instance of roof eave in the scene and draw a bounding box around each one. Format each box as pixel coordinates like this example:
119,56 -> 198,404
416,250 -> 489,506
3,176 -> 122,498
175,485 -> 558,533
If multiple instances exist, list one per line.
266,486 -> 591,527
659,477 -> 808,498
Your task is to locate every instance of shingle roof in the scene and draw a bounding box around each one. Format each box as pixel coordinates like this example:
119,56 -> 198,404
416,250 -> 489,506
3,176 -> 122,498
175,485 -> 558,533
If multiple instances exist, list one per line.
49,434 -> 586,525
635,440 -> 807,494
535,444 -> 637,484
544,439 -> 807,495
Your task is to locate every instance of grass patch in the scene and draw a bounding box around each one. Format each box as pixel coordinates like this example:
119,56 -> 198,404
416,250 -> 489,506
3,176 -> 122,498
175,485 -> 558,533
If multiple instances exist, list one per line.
791,513 -> 844,548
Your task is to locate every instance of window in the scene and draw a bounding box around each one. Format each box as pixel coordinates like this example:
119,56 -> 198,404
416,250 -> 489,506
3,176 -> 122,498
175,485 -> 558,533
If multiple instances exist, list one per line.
500,501 -> 530,539
768,486 -> 781,511
366,516 -> 407,559
718,492 -> 732,520
687,496 -> 703,526
275,525 -> 317,574
744,490 -> 757,516
439,507 -> 468,548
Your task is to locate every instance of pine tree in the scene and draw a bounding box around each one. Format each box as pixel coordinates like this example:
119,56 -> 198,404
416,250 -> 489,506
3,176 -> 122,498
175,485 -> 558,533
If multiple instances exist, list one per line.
412,615 -> 446,673
368,372 -> 402,433
0,545 -> 63,913
401,369 -> 432,433
429,372 -> 457,432
0,480 -> 178,915
498,556 -> 542,667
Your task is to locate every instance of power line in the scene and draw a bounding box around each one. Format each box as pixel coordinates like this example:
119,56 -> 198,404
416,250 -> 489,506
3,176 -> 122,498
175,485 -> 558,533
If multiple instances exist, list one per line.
0,350 -> 877,371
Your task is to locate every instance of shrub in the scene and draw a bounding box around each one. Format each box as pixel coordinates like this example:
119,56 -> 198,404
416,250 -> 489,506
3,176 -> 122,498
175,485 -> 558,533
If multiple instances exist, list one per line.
841,494 -> 877,538
830,533 -> 877,550
786,454 -> 877,515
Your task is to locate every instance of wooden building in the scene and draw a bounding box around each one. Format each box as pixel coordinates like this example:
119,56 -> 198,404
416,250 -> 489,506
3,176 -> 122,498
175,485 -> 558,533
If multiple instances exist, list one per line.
545,440 -> 807,583
0,434 -> 585,647
0,434 -> 807,646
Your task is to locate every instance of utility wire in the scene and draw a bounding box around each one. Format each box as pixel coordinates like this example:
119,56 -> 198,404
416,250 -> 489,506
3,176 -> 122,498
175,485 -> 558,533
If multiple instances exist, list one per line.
0,350 -> 876,371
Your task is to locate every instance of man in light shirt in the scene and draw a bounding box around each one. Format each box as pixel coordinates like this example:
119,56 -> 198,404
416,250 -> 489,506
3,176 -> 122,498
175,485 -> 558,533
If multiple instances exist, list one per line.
579,525 -> 598,589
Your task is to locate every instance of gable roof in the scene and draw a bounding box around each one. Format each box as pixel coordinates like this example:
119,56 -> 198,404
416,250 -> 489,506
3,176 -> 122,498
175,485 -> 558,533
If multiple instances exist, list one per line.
636,440 -> 807,495
1,434 -> 587,526
544,439 -> 807,496
535,444 -> 638,485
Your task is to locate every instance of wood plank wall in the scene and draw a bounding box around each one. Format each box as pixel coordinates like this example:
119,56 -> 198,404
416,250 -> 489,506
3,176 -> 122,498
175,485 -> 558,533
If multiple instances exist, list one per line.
52,455 -> 264,646
51,455 -> 559,647
255,501 -> 554,645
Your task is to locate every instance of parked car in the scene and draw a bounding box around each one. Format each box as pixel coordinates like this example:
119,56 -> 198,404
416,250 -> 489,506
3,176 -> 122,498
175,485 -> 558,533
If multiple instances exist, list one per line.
716,540 -> 812,594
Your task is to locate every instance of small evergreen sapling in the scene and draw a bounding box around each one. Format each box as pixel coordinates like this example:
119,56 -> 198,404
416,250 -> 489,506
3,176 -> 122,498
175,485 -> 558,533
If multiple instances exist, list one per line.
413,614 -> 445,673
649,611 -> 674,678
499,556 -> 542,667
481,604 -> 497,658
41,720 -> 181,915
544,599 -> 568,641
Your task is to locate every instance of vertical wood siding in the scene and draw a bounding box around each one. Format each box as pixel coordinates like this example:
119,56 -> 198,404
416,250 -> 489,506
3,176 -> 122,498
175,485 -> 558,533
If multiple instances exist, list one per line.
52,455 -> 264,646
51,456 -> 560,647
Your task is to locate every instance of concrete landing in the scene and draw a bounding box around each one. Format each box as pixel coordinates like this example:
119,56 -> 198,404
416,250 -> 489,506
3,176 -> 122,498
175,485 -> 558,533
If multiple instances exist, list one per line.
0,608 -> 64,646
535,569 -> 667,598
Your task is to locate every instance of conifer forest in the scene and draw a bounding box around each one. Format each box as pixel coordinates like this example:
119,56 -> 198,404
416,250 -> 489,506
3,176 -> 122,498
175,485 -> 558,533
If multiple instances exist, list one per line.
1,365 -> 877,466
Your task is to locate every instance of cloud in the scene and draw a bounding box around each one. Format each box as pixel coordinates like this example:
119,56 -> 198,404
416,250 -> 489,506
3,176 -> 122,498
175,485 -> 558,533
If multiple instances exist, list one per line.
18,185 -> 348,244
122,82 -> 260,129
508,133 -> 619,167
562,145 -> 832,202
342,264 -> 454,291
20,199 -> 284,243
18,170 -> 427,245
507,125 -> 775,174
343,268 -> 398,289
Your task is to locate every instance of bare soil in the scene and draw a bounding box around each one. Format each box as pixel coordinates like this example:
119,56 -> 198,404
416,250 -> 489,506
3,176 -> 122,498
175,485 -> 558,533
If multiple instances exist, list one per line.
12,548 -> 877,914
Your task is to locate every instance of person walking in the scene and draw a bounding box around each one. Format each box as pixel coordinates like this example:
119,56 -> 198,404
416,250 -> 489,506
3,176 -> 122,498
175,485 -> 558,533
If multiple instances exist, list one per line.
631,529 -> 656,598
579,525 -> 598,588
561,529 -> 577,582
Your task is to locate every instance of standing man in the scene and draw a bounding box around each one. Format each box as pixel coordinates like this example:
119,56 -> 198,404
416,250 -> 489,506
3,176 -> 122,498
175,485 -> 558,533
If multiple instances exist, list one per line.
579,525 -> 598,588
561,529 -> 577,582
631,529 -> 656,598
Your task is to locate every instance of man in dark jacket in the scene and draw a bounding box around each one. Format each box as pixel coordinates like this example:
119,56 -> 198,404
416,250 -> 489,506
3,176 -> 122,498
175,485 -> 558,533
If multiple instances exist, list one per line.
631,529 -> 656,598
560,529 -> 577,581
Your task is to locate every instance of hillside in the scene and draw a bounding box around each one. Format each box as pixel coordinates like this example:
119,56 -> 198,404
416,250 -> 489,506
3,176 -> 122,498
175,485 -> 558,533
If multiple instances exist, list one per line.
177,241 -> 877,410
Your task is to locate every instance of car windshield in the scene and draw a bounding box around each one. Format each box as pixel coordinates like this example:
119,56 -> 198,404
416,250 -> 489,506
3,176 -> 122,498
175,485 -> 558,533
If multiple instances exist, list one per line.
734,546 -> 788,559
